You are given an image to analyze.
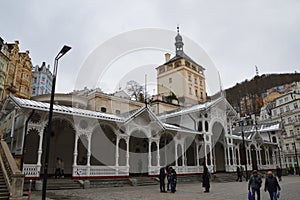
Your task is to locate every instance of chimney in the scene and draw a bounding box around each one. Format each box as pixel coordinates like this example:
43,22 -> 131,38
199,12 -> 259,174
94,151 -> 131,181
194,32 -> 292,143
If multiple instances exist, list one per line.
165,53 -> 171,62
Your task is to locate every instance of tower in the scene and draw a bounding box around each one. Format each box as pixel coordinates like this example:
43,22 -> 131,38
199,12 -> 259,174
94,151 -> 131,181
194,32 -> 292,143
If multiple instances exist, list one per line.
156,27 -> 206,106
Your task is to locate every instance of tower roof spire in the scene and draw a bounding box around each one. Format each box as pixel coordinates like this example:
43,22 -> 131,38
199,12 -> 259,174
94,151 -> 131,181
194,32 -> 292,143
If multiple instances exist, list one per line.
175,26 -> 184,55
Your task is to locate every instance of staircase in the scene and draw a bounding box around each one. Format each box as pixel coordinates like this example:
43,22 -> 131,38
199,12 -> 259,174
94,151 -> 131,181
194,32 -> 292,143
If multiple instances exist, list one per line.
129,177 -> 159,186
45,179 -> 82,190
0,167 -> 9,199
211,173 -> 237,182
90,178 -> 131,188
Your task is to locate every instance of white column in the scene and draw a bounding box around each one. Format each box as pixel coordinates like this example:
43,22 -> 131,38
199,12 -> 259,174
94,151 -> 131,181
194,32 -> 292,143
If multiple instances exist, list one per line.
209,143 -> 213,167
73,134 -> 78,166
258,149 -> 262,166
156,140 -> 160,167
115,136 -> 119,167
148,140 -> 152,168
181,143 -> 185,166
37,130 -> 44,166
175,142 -> 178,166
126,138 -> 130,167
237,146 -> 241,166
196,143 -> 200,166
87,135 -> 91,166
86,134 -> 92,176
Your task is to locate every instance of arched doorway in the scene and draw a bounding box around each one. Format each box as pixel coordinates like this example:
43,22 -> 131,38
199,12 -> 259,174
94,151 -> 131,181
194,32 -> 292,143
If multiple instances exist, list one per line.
91,124 -> 116,166
44,118 -> 75,176
24,129 -> 39,164
186,136 -> 196,166
159,133 -> 175,167
212,122 -> 226,172
77,135 -> 88,165
250,145 -> 258,170
129,130 -> 148,176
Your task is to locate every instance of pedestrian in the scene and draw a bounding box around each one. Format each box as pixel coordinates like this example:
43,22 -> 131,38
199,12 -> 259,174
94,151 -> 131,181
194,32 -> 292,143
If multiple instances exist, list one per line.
202,165 -> 210,193
55,157 -> 61,178
169,167 -> 177,193
159,167 -> 166,192
236,166 -> 242,182
264,171 -> 281,200
60,158 -> 64,178
240,166 -> 245,181
166,166 -> 171,191
276,166 -> 282,181
248,170 -> 262,200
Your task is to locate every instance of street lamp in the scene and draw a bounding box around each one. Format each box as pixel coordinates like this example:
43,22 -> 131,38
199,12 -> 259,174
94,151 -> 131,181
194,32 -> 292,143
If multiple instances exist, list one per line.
42,45 -> 71,200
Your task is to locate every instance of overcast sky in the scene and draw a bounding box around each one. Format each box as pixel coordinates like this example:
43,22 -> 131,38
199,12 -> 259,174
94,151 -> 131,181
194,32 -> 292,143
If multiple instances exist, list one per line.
1,0 -> 300,95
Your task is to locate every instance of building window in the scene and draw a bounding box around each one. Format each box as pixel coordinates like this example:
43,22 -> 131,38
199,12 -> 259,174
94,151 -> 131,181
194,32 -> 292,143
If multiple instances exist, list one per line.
292,143 -> 295,150
273,110 -> 277,116
189,87 -> 192,95
288,117 -> 292,123
294,102 -> 298,109
195,89 -> 198,96
286,105 -> 290,112
290,130 -> 294,136
284,97 -> 288,102
279,99 -> 283,104
280,107 -> 284,114
286,144 -> 289,151
169,78 -> 172,83
116,110 -> 120,114
194,78 -> 197,84
101,107 -> 107,113
200,92 -> 203,99
188,74 -> 192,81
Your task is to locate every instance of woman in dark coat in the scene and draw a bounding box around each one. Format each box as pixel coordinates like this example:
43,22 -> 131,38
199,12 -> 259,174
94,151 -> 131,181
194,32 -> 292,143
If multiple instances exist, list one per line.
202,165 -> 210,192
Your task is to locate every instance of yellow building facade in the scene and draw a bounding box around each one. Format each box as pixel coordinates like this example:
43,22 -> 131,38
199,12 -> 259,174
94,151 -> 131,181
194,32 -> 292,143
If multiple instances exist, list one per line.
0,38 -> 10,102
156,28 -> 206,106
3,41 -> 32,101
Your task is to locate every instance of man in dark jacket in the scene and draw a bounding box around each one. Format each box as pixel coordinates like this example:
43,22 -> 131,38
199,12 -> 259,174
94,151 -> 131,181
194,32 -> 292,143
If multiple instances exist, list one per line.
159,167 -> 166,192
202,165 -> 210,193
169,167 -> 177,193
248,170 -> 262,200
264,171 -> 281,200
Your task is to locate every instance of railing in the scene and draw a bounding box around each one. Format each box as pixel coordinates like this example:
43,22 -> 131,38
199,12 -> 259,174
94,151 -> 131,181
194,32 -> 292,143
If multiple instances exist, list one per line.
22,164 -> 40,178
0,140 -> 24,199
73,165 -> 129,178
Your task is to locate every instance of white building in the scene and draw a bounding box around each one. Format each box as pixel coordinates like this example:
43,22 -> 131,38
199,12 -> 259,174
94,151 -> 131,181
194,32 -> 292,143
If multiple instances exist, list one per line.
31,62 -> 53,97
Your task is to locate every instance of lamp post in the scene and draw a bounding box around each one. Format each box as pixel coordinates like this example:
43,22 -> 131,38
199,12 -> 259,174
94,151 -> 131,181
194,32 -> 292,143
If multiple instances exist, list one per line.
42,45 -> 71,200
240,120 -> 248,181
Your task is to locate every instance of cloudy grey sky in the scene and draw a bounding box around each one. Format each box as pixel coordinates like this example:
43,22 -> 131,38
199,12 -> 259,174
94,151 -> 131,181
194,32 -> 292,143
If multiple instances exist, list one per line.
1,0 -> 300,95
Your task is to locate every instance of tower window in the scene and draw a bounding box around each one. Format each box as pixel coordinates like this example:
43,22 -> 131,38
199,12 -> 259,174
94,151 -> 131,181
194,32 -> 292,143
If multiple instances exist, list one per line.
195,89 -> 198,96
188,74 -> 191,81
189,87 -> 192,95
101,107 -> 107,113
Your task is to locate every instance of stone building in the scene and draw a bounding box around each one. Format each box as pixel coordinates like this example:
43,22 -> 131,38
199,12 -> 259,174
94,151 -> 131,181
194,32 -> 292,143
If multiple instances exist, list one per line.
156,27 -> 206,106
2,40 -> 32,101
31,62 -> 53,97
0,37 -> 9,102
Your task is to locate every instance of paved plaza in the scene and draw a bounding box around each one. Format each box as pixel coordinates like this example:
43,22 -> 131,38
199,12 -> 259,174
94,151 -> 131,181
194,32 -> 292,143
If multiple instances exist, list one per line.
29,176 -> 300,200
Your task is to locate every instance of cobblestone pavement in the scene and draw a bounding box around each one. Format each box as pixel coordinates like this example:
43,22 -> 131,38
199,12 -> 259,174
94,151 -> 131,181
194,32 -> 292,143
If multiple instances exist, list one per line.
29,176 -> 300,200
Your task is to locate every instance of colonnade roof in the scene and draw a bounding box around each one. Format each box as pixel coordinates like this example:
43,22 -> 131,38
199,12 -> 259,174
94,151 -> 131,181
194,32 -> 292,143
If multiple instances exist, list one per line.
3,94 -> 200,135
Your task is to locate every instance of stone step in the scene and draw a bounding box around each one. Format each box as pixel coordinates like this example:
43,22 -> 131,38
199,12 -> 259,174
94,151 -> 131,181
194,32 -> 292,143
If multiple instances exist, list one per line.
90,178 -> 131,188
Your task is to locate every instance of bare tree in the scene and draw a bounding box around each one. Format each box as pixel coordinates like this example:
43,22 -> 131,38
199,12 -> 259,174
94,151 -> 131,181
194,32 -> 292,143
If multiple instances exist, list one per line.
126,80 -> 144,102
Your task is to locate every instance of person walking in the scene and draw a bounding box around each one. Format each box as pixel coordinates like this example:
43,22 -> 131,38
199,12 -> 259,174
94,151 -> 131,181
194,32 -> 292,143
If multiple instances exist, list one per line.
248,170 -> 262,200
60,158 -> 65,178
236,166 -> 242,182
166,166 -> 171,191
276,166 -> 282,181
264,171 -> 281,200
202,165 -> 210,193
55,157 -> 61,178
169,167 -> 177,193
159,167 -> 166,192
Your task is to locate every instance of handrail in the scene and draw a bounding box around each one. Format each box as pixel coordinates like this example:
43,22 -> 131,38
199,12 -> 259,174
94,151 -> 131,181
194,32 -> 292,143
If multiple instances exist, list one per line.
0,140 -> 24,200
